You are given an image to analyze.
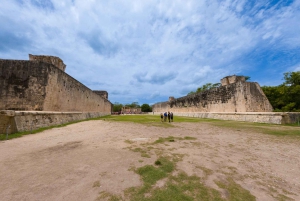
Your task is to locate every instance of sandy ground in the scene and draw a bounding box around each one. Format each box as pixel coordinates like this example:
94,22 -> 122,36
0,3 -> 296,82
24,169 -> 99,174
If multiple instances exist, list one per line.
0,120 -> 300,201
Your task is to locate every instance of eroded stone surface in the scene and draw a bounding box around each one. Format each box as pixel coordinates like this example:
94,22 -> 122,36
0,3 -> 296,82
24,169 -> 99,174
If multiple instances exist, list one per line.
153,76 -> 273,113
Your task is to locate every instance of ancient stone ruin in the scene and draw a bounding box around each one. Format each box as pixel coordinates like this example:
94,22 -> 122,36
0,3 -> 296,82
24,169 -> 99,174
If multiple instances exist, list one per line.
152,75 -> 273,113
152,76 -> 300,124
29,54 -> 66,71
0,54 -> 112,134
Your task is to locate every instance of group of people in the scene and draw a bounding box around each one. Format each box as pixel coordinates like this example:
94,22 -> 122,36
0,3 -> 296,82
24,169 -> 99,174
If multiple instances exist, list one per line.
160,111 -> 173,122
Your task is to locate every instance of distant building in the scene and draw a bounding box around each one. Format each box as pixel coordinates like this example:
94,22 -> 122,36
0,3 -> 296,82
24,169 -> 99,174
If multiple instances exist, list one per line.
121,107 -> 141,114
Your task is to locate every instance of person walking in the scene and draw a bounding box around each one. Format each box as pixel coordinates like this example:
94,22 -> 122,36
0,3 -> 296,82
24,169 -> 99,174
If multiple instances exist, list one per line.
167,111 -> 171,123
160,113 -> 163,122
170,112 -> 173,122
164,112 -> 167,122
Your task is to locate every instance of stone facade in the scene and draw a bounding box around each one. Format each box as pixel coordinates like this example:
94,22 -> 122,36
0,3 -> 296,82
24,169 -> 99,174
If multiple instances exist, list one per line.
0,55 -> 112,113
152,76 -> 273,113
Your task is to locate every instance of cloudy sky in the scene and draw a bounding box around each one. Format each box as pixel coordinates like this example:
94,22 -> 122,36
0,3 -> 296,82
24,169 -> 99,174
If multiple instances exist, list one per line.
1,0 -> 300,105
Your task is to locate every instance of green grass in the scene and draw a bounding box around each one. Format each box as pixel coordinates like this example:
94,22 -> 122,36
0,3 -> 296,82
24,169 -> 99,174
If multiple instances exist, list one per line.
123,154 -> 256,201
126,163 -> 251,201
129,172 -> 224,201
136,157 -> 175,185
98,114 -> 204,125
99,115 -> 300,136
96,191 -> 122,201
152,136 -> 197,144
130,147 -> 152,158
207,120 -> 300,136
215,178 -> 256,201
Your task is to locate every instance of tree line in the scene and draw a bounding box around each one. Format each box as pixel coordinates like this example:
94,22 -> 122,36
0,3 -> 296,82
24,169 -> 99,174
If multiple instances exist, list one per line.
113,102 -> 152,112
261,71 -> 300,112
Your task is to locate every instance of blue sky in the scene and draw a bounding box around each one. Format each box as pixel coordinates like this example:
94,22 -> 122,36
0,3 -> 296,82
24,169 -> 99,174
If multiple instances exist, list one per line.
1,0 -> 300,105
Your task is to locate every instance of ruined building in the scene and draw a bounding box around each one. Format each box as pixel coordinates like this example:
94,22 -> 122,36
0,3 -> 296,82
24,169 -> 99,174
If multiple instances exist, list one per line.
0,54 -> 112,112
0,54 -> 112,134
152,75 -> 273,113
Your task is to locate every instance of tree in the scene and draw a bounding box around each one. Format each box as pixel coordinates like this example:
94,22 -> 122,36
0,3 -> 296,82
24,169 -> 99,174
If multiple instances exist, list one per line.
261,71 -> 300,112
125,102 -> 140,108
113,102 -> 123,112
283,71 -> 300,86
141,104 -> 152,112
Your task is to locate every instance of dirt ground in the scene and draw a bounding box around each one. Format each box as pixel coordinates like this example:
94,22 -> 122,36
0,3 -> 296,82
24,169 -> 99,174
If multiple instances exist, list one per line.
0,120 -> 299,201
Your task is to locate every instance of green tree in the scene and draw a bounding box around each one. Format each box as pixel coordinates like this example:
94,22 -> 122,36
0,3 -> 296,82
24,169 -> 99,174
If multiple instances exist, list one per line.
187,91 -> 196,95
125,102 -> 140,108
262,71 -> 300,112
244,76 -> 251,81
261,85 -> 284,110
284,71 -> 300,86
141,104 -> 152,112
113,102 -> 123,112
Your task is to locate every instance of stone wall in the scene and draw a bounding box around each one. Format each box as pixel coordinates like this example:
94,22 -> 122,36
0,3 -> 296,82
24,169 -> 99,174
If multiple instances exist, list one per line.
0,59 -> 112,113
0,110 -> 108,134
152,78 -> 273,113
0,60 -> 49,111
42,64 -> 112,112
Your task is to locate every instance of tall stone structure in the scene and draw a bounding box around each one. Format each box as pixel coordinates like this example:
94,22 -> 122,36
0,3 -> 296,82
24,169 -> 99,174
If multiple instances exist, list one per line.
0,54 -> 112,113
0,54 -> 113,134
152,75 -> 273,113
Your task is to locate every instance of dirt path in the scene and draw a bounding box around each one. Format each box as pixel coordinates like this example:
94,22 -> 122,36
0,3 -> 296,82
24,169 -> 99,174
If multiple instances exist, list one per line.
0,120 -> 299,201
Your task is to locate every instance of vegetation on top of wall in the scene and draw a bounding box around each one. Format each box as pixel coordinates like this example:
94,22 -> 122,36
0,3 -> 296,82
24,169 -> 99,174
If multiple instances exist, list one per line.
187,83 -> 221,95
261,71 -> 300,112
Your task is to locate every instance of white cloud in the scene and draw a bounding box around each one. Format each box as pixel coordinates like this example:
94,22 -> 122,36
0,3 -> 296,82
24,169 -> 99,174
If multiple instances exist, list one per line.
1,0 -> 300,104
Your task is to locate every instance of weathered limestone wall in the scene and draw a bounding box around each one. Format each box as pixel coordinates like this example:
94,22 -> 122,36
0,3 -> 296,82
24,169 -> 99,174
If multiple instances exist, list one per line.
153,80 -> 273,113
43,65 -> 112,112
0,59 -> 112,113
0,60 -> 49,111
0,110 -> 108,134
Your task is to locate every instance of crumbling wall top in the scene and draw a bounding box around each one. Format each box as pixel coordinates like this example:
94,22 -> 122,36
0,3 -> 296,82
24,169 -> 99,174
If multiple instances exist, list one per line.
221,75 -> 246,86
29,54 -> 66,71
93,90 -> 108,99
169,96 -> 175,102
